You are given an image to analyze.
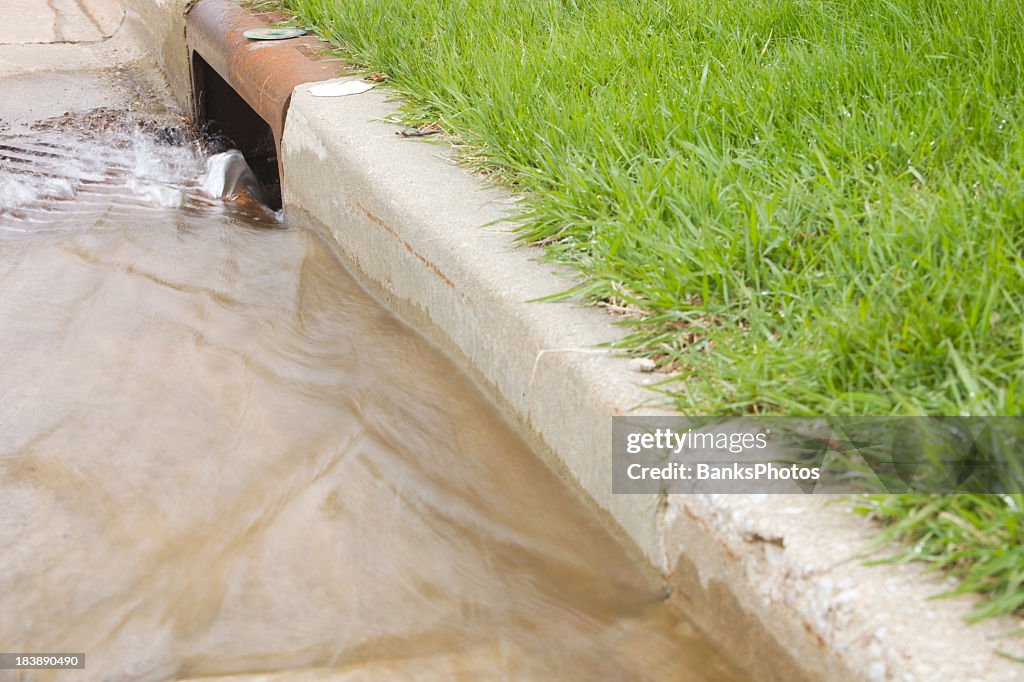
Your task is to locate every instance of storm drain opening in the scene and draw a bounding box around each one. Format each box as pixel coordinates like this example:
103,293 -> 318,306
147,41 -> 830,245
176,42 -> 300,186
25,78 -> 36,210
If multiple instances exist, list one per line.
191,51 -> 281,210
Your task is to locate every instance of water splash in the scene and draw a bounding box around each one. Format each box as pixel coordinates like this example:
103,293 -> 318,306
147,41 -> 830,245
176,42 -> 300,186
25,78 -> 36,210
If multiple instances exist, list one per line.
0,129 -> 280,235
0,129 -> 201,213
1,113 -> 272,224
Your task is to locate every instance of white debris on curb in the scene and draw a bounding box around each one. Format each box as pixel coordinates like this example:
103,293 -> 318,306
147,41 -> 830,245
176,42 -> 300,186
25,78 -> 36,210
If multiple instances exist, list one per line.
309,79 -> 374,98
628,357 -> 657,373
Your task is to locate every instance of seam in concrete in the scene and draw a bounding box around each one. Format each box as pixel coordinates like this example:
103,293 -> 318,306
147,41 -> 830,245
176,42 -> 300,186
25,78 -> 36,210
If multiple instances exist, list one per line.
74,0 -> 107,34
48,0 -> 61,42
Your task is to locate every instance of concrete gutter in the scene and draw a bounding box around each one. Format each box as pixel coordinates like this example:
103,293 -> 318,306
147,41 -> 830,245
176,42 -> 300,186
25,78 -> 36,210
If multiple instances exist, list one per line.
139,1 -> 1024,679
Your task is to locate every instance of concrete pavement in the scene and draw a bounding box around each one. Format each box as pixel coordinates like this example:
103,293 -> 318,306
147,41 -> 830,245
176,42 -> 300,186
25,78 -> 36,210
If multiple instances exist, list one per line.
0,0 -> 122,45
0,0 -> 176,130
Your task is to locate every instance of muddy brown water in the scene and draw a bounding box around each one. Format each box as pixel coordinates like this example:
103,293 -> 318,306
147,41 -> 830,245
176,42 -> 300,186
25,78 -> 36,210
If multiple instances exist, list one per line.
0,122 -> 743,681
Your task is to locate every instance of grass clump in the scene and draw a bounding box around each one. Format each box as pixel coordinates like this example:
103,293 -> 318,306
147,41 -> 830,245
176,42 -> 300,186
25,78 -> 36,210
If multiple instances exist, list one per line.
856,494 -> 1024,622
260,0 -> 1024,620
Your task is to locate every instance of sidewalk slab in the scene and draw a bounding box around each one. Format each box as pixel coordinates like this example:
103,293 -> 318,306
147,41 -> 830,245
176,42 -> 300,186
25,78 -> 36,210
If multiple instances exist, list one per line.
0,0 -> 122,45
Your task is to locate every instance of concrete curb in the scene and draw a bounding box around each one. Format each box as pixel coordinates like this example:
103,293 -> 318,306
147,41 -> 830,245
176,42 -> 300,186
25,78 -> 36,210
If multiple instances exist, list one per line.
663,493 -> 1023,681
120,0 -> 193,112
127,1 -> 1024,679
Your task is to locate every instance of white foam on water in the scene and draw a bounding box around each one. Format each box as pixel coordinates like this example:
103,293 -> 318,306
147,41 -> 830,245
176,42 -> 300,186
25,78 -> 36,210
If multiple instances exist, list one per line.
0,127 -> 221,212
0,125 -> 278,228
0,175 -> 76,210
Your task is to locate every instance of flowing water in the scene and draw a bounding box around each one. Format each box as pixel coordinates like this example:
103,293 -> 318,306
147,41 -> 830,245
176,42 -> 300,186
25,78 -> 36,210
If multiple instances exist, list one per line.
0,116 -> 742,681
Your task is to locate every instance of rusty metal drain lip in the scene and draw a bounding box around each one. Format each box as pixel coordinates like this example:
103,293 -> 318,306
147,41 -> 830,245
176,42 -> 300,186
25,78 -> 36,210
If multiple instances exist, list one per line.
186,0 -> 344,163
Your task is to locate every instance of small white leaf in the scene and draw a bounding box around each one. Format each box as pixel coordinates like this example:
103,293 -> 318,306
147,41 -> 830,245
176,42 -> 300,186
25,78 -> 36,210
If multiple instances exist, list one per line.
628,358 -> 657,373
309,80 -> 375,97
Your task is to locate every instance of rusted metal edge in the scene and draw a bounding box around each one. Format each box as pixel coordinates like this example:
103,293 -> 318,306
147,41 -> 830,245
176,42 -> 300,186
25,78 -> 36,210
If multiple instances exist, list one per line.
185,0 -> 343,155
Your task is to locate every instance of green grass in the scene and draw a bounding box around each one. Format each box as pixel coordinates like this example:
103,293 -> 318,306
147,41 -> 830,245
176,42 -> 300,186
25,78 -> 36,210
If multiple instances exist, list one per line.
856,494 -> 1024,622
264,0 -> 1024,417
254,0 -> 1024,621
